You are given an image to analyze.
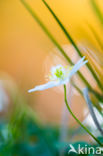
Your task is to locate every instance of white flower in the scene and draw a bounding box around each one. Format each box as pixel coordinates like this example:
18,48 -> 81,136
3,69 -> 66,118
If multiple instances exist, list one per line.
28,57 -> 88,93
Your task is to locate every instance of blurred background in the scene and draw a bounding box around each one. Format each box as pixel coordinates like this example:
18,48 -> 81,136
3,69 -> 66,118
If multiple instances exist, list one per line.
0,0 -> 103,155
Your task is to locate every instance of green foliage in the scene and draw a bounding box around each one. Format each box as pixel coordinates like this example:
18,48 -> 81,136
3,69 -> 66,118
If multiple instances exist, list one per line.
0,112 -> 102,156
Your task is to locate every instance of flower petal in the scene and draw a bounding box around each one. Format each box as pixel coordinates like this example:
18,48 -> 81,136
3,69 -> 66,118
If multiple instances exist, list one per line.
68,57 -> 88,78
74,56 -> 85,67
28,81 -> 62,93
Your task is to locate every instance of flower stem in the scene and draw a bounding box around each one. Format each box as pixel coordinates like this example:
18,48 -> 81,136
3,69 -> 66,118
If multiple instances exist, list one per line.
64,84 -> 103,146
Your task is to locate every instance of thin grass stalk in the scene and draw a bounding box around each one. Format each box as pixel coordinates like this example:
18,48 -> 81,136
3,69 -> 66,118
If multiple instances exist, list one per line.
72,83 -> 83,96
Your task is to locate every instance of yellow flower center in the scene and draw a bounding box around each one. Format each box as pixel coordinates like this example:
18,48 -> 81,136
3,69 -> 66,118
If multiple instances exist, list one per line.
48,65 -> 74,81
54,67 -> 65,79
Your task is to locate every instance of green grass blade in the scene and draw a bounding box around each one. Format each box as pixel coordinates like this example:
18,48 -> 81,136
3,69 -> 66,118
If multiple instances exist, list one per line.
42,0 -> 82,57
90,0 -> 103,25
87,23 -> 103,50
72,83 -> 83,96
42,0 -> 103,91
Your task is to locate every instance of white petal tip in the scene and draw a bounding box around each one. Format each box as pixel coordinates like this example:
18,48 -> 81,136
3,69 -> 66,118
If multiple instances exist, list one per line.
28,89 -> 34,93
28,90 -> 31,93
85,60 -> 88,64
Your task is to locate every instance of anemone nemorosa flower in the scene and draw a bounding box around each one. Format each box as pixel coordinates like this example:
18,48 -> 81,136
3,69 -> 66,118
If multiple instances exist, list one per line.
28,57 -> 88,93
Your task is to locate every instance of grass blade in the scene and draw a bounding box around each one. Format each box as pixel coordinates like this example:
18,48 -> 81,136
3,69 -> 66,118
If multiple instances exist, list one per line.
87,23 -> 103,50
90,0 -> 103,25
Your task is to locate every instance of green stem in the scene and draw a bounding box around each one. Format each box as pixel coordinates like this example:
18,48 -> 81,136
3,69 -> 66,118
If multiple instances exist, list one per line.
64,84 -> 103,146
42,0 -> 103,91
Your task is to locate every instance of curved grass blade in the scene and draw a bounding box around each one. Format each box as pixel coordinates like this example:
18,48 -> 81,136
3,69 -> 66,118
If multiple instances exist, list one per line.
20,0 -> 92,90
42,0 -> 103,91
